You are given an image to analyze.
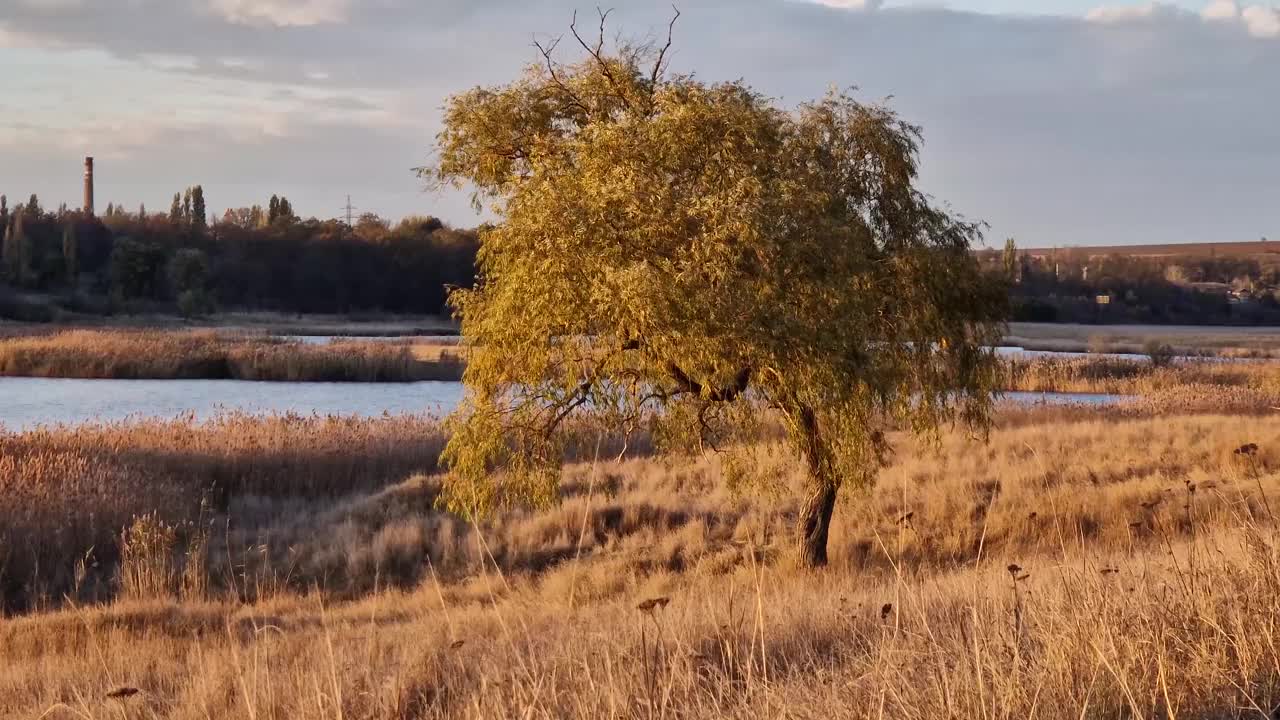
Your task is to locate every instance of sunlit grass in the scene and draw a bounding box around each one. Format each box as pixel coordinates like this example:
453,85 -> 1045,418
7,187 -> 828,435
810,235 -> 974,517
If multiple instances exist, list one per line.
0,329 -> 464,381
5,407 -> 1280,716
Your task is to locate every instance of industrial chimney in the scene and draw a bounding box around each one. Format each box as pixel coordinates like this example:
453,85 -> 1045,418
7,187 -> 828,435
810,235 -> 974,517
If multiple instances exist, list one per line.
83,157 -> 95,215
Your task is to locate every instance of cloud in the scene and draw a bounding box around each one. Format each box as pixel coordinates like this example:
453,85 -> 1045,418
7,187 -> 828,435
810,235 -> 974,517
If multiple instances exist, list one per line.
1198,0 -> 1280,38
204,0 -> 352,27
0,0 -> 1278,244
800,0 -> 882,10
1084,2 -> 1180,23
1242,4 -> 1280,37
1202,0 -> 1240,20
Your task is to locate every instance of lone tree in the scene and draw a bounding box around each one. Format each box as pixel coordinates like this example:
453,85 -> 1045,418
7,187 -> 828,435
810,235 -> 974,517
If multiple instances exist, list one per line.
427,13 -> 1007,567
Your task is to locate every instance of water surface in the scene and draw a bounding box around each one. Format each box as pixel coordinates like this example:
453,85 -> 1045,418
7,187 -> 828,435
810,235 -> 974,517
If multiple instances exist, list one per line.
0,377 -> 464,430
2,377 -> 1134,430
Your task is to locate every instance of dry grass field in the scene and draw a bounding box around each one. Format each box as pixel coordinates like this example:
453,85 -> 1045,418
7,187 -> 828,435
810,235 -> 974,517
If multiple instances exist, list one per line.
1004,354 -> 1280,413
6,399 -> 1280,717
0,330 -> 465,382
1007,321 -> 1280,357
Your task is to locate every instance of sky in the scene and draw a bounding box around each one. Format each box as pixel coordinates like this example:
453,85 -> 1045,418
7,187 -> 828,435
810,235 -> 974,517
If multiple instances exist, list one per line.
0,0 -> 1277,247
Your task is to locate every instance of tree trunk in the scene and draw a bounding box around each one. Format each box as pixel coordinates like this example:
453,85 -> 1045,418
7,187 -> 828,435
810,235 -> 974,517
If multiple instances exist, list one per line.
796,405 -> 838,569
797,479 -> 837,568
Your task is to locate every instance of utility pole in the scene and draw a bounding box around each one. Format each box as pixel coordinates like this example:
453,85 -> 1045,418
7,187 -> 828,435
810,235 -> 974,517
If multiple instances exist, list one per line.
341,195 -> 357,226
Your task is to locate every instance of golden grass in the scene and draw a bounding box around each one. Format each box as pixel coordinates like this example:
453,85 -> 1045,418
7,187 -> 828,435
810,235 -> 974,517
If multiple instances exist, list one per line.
7,408 -> 1280,717
0,329 -> 464,381
1008,321 -> 1280,357
0,413 -> 448,612
1004,354 -> 1280,413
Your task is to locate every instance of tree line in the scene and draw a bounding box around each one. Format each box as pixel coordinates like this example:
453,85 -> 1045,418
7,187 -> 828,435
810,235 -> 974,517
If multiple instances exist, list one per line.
986,240 -> 1280,325
0,190 -> 479,320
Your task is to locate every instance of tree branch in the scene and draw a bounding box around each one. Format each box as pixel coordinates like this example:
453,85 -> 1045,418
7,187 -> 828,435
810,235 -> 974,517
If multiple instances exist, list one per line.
533,35 -> 592,117
667,362 -> 752,402
570,8 -> 635,112
649,6 -> 680,98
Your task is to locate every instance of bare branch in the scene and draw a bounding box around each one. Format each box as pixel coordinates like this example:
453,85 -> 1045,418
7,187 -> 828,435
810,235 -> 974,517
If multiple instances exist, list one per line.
533,35 -> 592,117
570,7 -> 635,112
649,5 -> 681,93
667,362 -> 752,402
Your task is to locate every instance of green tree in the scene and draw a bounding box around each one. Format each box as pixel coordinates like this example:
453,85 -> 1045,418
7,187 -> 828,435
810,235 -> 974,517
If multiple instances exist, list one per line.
138,203 -> 147,219
427,21 -> 1007,567
181,188 -> 193,222
168,248 -> 212,317
62,224 -> 78,284
1,221 -> 14,283
268,195 -> 280,224
110,236 -> 166,301
1003,237 -> 1018,281
3,209 -> 31,285
25,194 -> 40,217
170,193 -> 182,223
191,186 -> 207,231
0,195 -> 8,238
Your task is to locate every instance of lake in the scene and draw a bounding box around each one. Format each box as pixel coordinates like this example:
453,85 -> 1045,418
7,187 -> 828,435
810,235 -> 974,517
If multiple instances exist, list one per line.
0,377 -> 1131,430
0,377 -> 466,430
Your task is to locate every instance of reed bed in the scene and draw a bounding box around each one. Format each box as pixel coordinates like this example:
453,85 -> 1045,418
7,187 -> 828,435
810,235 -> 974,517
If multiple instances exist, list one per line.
4,409 -> 1278,611
0,413 -> 447,612
0,329 -> 465,382
5,409 -> 1280,717
1004,354 -> 1280,410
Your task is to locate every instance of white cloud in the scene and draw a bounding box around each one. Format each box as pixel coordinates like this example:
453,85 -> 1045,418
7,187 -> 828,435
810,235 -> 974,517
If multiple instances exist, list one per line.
1202,0 -> 1240,21
206,0 -> 352,27
1085,2 -> 1179,23
140,53 -> 199,71
1242,4 -> 1280,37
801,0 -> 882,10
16,0 -> 84,9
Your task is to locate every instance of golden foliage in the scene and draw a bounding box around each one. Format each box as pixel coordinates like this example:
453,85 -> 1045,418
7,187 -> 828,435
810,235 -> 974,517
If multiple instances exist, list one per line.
429,23 -> 1007,561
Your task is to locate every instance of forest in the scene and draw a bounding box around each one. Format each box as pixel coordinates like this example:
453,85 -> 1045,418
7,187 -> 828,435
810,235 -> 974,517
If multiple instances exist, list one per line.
0,189 -> 479,321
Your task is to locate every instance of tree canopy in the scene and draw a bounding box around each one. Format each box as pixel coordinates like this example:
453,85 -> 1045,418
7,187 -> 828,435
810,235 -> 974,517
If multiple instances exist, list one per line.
428,14 -> 1008,566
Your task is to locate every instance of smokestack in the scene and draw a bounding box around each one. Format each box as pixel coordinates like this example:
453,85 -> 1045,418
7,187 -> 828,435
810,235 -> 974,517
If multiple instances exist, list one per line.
83,157 -> 95,215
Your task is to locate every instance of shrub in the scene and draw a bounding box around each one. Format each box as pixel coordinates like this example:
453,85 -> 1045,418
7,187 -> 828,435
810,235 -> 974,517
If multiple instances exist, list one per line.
1144,339 -> 1176,368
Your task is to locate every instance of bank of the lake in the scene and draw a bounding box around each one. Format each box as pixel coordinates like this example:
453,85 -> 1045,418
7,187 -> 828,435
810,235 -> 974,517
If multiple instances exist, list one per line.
0,329 -> 465,382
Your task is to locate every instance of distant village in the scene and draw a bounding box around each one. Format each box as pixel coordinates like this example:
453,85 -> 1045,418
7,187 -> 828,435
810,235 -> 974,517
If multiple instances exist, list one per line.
982,239 -> 1280,324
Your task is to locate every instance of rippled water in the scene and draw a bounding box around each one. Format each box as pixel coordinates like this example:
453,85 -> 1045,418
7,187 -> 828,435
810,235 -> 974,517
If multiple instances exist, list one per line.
0,376 -> 1134,431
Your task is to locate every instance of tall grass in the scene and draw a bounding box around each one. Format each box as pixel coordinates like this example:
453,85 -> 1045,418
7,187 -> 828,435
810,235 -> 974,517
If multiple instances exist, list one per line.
1004,354 -> 1280,411
4,409 -> 1280,716
0,413 -> 448,612
0,329 -> 465,381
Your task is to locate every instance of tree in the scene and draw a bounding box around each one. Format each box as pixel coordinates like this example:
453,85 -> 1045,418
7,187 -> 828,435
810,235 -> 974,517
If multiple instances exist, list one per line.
427,17 -> 1007,568
3,209 -> 31,285
0,195 -> 8,236
181,189 -> 193,223
170,194 -> 182,223
191,186 -> 207,231
1,222 -> 14,283
1003,237 -> 1018,282
276,196 -> 295,223
268,195 -> 281,224
168,248 -> 212,317
25,194 -> 40,217
110,236 -> 166,301
63,224 -> 78,283
138,203 -> 147,219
